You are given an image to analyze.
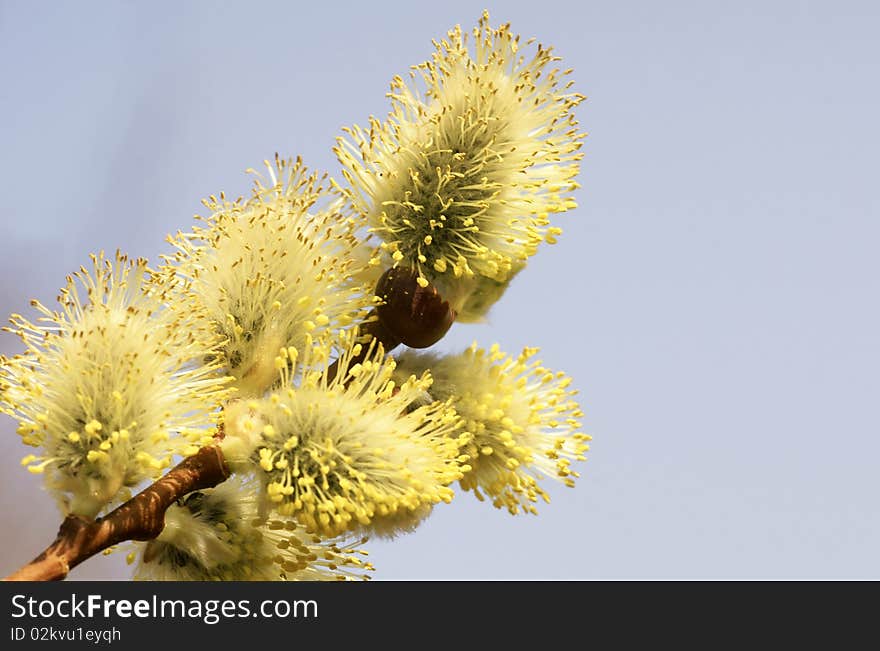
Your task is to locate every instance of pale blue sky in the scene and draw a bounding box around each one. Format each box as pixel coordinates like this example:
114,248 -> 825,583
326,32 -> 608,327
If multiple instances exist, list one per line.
1,0 -> 878,579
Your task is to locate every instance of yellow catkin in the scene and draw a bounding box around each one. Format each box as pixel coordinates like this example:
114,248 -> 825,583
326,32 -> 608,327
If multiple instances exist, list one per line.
0,251 -> 233,518
132,477 -> 372,581
224,330 -> 463,538
163,156 -> 378,398
335,11 -> 584,320
395,344 -> 589,515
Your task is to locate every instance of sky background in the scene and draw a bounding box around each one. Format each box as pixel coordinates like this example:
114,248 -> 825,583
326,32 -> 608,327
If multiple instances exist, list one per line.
1,0 -> 878,580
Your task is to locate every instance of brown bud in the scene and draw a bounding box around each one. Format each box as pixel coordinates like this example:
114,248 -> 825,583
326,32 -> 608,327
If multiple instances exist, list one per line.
375,267 -> 456,348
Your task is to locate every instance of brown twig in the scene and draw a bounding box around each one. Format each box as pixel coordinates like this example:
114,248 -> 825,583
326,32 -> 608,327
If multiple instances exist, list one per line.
4,445 -> 229,581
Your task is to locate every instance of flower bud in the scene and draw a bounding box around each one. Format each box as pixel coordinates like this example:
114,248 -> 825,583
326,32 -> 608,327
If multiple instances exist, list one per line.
375,266 -> 456,348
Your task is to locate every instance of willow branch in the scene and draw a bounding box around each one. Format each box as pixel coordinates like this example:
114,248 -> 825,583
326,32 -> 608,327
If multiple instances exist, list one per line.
4,445 -> 229,582
5,268 -> 455,582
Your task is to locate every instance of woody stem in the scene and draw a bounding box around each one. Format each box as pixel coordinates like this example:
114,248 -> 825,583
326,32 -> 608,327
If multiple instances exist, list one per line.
3,445 -> 229,582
